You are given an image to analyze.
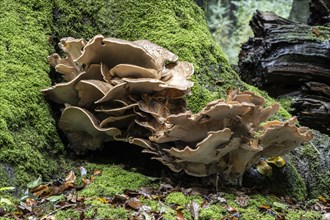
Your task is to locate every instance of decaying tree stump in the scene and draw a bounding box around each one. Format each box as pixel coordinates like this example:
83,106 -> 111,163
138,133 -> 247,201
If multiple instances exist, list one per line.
238,9 -> 330,135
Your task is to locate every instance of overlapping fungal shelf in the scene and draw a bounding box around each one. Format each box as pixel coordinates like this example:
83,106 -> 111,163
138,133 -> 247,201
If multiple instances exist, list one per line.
44,35 -> 312,181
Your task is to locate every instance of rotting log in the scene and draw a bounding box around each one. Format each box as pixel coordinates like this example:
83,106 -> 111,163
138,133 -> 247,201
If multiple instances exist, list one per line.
238,10 -> 330,135
308,0 -> 330,25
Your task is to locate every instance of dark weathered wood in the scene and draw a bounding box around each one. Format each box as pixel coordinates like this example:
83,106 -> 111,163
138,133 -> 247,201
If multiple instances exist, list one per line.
308,0 -> 330,25
238,10 -> 330,134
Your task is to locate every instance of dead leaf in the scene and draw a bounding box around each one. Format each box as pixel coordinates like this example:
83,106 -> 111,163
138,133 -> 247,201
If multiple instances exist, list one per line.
48,185 -> 62,195
125,198 -> 143,210
65,192 -> 77,203
312,27 -> 321,37
65,171 -> 76,184
32,184 -> 49,197
25,198 -> 37,207
124,189 -> 141,197
235,195 -> 249,208
276,213 -> 286,220
82,178 -> 91,185
225,205 -> 237,213
187,200 -> 200,220
201,199 -> 209,208
259,205 -> 272,211
176,210 -> 185,220
93,170 -> 102,176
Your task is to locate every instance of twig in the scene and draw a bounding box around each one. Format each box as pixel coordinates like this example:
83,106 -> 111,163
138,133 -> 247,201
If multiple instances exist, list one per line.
309,141 -> 321,155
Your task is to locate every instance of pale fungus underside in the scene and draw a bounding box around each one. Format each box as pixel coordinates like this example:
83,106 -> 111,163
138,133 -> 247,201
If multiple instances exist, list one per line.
43,35 -> 312,182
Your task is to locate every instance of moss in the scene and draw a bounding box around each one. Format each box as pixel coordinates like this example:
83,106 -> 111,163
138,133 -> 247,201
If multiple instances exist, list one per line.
141,198 -> 159,211
55,209 -> 80,220
285,161 -> 307,200
95,206 -> 128,219
79,164 -> 152,197
165,192 -> 189,207
199,204 -> 226,220
286,210 -> 322,220
0,0 -> 67,188
84,200 -> 129,220
294,132 -> 330,197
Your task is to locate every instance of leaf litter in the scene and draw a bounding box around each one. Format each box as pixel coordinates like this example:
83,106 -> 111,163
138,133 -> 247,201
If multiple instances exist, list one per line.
0,165 -> 329,219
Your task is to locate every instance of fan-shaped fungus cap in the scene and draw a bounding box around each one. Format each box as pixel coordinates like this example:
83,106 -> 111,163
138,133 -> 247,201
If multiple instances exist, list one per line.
76,35 -> 159,71
59,37 -> 87,61
75,80 -> 112,107
134,39 -> 179,71
59,106 -> 121,151
166,128 -> 232,163
110,64 -> 161,79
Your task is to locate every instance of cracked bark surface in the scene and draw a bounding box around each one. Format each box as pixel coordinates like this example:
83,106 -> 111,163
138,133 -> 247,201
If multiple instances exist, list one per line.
238,8 -> 330,135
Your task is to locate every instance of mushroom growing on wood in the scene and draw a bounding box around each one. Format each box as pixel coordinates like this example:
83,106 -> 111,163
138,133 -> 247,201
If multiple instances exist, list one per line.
44,35 -> 312,182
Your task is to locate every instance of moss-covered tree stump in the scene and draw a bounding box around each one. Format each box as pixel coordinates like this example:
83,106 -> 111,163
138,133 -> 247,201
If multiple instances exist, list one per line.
1,0 -> 328,202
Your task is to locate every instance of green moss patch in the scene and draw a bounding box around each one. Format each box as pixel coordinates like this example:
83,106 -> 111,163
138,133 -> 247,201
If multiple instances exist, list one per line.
84,200 -> 129,220
79,164 -> 152,197
0,0 -> 66,187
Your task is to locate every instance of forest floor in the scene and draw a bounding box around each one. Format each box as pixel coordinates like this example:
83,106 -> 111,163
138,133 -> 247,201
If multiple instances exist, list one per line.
1,159 -> 329,220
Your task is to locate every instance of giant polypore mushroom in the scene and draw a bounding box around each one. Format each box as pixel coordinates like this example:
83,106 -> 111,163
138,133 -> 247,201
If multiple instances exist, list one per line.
43,35 -> 312,182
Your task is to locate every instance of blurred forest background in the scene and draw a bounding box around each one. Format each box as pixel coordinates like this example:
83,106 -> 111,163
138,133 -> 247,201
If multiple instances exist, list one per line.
205,0 -> 308,63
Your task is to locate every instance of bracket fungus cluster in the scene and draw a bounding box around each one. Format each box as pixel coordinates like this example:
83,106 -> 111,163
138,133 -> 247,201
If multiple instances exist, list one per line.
44,35 -> 312,182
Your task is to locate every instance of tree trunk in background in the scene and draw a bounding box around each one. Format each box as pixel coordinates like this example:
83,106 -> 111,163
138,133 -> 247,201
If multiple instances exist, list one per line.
289,0 -> 309,23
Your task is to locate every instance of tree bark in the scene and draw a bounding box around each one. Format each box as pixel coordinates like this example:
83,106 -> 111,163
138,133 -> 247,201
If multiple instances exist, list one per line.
238,7 -> 330,196
239,10 -> 330,135
308,0 -> 330,25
